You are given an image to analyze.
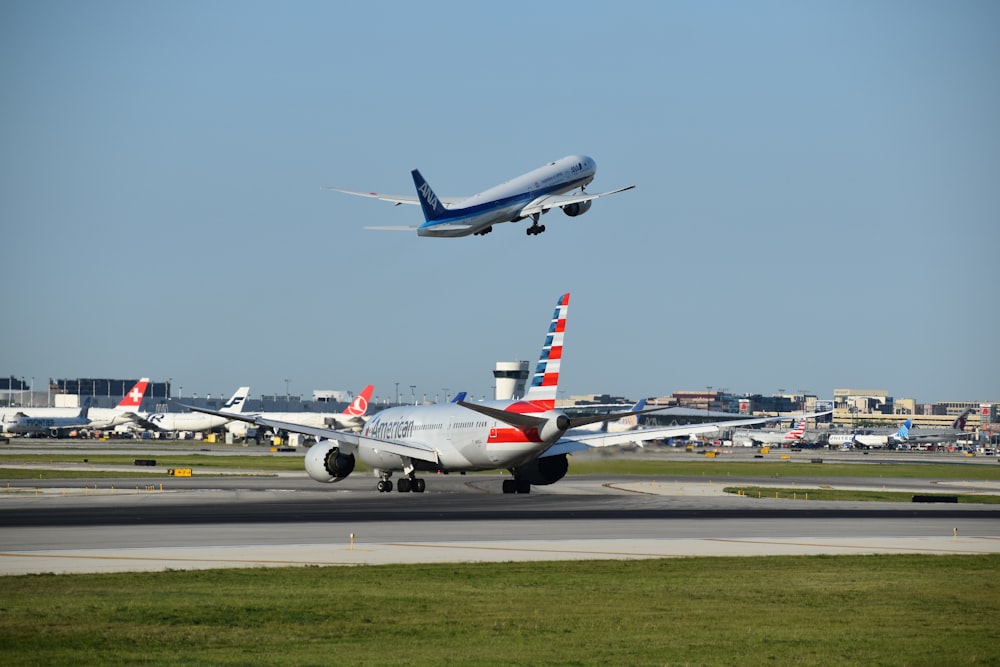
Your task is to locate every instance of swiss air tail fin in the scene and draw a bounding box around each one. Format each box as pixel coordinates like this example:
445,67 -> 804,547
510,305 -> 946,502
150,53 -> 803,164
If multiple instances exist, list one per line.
522,293 -> 569,411
343,385 -> 374,417
116,378 -> 150,410
411,169 -> 449,221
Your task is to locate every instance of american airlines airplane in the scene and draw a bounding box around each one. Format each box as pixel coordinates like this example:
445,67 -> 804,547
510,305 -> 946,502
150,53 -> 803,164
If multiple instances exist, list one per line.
733,417 -> 808,447
330,155 -> 635,237
185,294 -> 826,494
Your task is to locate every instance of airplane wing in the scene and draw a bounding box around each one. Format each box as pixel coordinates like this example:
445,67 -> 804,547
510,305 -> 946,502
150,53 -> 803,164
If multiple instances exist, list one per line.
176,403 -> 439,465
540,412 -> 831,458
325,188 -> 464,207
518,185 -> 636,218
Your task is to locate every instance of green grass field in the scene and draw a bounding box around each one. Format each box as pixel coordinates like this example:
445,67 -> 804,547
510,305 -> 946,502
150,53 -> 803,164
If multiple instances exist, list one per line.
1,555 -> 997,666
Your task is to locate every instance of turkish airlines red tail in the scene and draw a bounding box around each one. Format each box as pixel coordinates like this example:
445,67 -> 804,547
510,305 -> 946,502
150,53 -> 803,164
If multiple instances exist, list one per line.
116,378 -> 150,409
343,385 -> 374,417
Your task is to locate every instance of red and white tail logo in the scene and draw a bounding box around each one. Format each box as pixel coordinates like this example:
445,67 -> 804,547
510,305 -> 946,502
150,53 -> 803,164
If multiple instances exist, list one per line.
344,385 -> 374,417
117,378 -> 150,409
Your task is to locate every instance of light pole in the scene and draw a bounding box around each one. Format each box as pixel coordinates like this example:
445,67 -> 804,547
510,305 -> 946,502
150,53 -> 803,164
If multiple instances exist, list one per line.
395,382 -> 399,406
443,388 -> 449,403
284,379 -> 290,407
30,377 -> 34,407
706,385 -> 712,417
410,385 -> 416,405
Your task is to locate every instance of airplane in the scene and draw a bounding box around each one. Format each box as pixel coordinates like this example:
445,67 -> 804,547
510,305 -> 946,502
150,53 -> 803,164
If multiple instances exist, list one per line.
225,385 -> 375,438
330,155 -> 635,237
828,419 -> 912,449
182,293 -> 828,494
889,409 -> 976,446
570,398 -> 648,434
133,387 -> 250,434
2,399 -> 91,435
0,378 -> 150,431
733,417 -> 807,447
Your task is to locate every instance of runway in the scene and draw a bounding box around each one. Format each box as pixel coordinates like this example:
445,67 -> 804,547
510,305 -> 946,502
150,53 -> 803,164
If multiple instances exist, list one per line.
1,470 -> 998,575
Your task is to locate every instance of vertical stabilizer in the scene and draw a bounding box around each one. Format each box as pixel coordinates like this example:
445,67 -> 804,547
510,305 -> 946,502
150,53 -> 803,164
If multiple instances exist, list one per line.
116,378 -> 150,410
523,293 -> 569,410
221,387 -> 251,414
411,169 -> 448,221
344,385 -> 374,417
894,419 -> 912,441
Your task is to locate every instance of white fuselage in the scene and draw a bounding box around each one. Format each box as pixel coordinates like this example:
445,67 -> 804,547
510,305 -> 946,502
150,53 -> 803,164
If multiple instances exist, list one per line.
353,401 -> 557,472
0,406 -> 135,431
417,155 -> 596,237
227,411 -> 365,436
140,412 -> 232,433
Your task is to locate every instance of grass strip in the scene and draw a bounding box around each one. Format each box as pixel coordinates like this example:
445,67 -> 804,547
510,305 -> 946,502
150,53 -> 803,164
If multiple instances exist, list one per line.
0,555 -> 996,666
724,486 -> 1000,503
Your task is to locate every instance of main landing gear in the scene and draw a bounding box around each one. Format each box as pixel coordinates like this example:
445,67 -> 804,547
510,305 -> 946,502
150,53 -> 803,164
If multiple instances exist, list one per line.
375,471 -> 425,493
526,213 -> 545,236
502,479 -> 531,494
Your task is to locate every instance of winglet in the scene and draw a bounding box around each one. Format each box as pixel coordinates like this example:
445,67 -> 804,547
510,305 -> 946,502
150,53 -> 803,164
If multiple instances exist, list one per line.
411,169 -> 448,221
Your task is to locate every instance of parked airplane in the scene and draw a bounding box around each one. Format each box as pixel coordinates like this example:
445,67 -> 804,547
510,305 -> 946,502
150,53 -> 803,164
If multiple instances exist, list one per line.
2,399 -> 91,435
134,387 -> 250,433
226,385 -> 375,438
184,293 -> 825,494
828,419 -> 912,449
330,155 -> 635,237
889,409 -> 976,446
734,417 -> 807,447
571,398 -> 648,434
0,378 -> 150,431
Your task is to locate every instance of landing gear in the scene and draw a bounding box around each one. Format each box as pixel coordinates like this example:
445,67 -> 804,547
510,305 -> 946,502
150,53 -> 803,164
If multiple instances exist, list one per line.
502,479 -> 531,494
397,477 -> 426,493
526,213 -> 545,236
377,479 -> 393,493
474,226 -> 493,236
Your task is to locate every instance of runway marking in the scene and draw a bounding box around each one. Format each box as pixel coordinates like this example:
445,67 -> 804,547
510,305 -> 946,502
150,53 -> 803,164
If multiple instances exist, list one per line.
704,538 -> 997,554
0,551 -> 360,567
388,543 -> 692,558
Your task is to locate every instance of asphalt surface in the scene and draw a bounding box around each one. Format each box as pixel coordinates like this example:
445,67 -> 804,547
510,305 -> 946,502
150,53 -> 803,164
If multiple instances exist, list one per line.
1,443 -> 998,574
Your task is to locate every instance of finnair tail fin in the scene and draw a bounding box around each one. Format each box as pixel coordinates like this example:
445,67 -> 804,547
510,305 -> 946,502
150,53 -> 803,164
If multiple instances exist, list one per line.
343,385 -> 374,417
116,378 -> 150,410
221,387 -> 251,414
894,419 -> 912,441
522,293 -> 569,410
411,169 -> 449,221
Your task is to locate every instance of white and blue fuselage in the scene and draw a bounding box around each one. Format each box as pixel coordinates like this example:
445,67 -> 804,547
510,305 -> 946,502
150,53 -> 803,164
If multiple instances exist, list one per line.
413,155 -> 597,237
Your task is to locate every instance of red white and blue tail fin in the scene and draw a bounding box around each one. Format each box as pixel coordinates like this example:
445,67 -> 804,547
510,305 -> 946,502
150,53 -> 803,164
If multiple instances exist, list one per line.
343,385 -> 374,417
522,293 -> 569,410
783,417 -> 807,442
116,378 -> 150,410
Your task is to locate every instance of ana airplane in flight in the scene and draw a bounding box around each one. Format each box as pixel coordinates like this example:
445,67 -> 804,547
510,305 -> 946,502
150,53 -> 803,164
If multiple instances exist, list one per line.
184,294 -> 825,494
330,155 -> 634,237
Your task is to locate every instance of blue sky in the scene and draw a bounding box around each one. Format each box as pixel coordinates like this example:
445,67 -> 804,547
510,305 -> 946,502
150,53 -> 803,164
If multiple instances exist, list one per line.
2,1 -> 997,405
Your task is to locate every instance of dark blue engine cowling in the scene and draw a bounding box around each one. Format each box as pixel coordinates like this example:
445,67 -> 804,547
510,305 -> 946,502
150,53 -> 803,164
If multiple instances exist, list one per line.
511,454 -> 568,485
562,200 -> 593,217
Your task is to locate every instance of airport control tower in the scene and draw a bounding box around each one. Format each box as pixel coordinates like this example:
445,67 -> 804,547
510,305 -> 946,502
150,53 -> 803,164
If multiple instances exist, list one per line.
493,361 -> 529,401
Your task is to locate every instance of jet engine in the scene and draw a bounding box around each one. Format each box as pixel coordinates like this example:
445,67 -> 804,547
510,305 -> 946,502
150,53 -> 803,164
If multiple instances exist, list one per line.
562,200 -> 592,217
304,440 -> 356,483
511,454 -> 568,486
537,414 -> 572,443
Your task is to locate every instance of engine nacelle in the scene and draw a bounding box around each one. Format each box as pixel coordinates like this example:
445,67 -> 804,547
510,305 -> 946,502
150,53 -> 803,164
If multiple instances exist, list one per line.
562,200 -> 593,217
512,454 -> 568,486
304,440 -> 356,483
537,413 -> 571,443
